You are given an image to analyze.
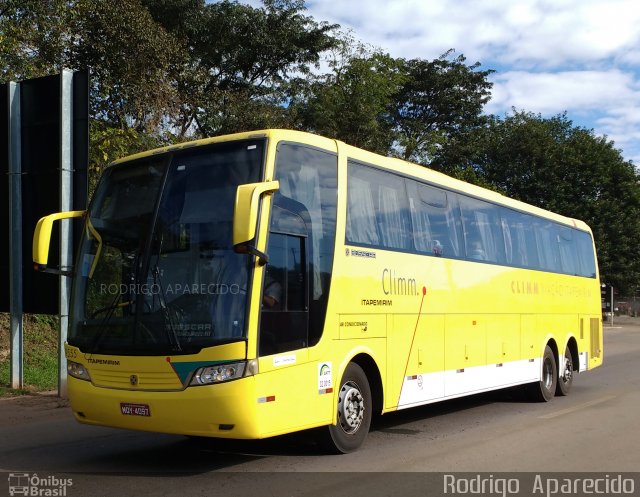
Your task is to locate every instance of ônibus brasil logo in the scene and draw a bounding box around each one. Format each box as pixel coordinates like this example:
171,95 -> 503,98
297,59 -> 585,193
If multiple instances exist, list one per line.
7,473 -> 73,496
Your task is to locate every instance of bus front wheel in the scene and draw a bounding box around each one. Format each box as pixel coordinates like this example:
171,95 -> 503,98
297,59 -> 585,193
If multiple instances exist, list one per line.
527,345 -> 557,402
321,362 -> 372,454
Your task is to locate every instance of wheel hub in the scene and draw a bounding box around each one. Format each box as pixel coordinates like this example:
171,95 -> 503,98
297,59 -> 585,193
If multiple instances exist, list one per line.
543,358 -> 554,389
562,358 -> 573,382
338,382 -> 364,433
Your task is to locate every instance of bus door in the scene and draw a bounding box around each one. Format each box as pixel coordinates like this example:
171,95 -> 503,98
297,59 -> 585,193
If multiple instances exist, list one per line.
258,198 -> 310,357
254,197 -> 327,434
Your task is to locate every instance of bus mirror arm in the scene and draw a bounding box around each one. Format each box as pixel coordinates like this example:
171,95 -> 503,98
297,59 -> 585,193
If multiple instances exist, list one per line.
233,180 -> 280,265
233,242 -> 269,266
33,210 -> 86,276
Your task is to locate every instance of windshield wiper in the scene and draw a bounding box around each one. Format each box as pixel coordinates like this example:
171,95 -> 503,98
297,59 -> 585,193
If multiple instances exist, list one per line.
90,299 -> 132,319
152,264 -> 182,352
88,292 -> 125,354
150,228 -> 183,353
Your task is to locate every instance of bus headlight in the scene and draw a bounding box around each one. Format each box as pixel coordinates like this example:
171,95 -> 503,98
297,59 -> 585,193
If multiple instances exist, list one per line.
190,362 -> 247,385
67,361 -> 91,381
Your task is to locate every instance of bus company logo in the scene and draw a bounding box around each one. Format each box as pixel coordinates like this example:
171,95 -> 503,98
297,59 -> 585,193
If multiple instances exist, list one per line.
382,268 -> 419,296
318,362 -> 333,392
7,473 -> 73,496
511,279 -> 540,295
348,249 -> 376,259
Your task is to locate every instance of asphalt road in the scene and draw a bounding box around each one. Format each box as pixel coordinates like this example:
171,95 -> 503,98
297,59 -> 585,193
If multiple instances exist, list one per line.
1,319 -> 639,497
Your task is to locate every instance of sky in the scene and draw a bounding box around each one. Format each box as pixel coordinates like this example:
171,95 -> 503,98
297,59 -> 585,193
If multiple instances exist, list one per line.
253,0 -> 640,165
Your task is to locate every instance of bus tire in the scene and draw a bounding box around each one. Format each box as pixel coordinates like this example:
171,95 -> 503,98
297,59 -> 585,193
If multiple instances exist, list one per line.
555,346 -> 574,396
321,363 -> 372,454
527,345 -> 557,402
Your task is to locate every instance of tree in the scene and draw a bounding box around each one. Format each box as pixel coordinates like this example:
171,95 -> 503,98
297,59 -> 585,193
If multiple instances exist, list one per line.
390,51 -> 493,165
1,0 -> 184,132
473,111 -> 640,293
292,38 -> 405,154
294,46 -> 493,161
146,0 -> 340,137
0,0 -> 70,81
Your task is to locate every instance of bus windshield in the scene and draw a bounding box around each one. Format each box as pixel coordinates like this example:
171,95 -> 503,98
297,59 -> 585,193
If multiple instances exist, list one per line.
69,139 -> 264,355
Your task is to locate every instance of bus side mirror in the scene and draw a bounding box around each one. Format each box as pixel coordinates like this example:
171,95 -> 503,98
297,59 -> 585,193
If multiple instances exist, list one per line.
33,210 -> 86,275
233,181 -> 279,265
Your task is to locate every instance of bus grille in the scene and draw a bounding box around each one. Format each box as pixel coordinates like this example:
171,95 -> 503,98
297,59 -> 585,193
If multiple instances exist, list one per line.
90,370 -> 183,391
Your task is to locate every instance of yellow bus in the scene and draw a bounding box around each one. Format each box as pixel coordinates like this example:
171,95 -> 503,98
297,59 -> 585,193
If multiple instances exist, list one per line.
33,129 -> 603,453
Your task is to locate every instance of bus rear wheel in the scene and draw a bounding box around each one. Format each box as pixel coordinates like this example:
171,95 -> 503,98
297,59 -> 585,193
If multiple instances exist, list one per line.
555,346 -> 574,396
526,345 -> 557,402
321,363 -> 372,454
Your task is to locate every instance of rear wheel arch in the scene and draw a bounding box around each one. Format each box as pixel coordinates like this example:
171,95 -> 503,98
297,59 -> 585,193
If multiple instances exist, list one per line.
566,336 -> 579,372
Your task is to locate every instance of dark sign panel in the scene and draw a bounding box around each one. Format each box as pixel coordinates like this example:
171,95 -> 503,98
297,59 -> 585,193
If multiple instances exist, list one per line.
20,74 -> 62,314
1,72 -> 88,314
0,84 -> 9,311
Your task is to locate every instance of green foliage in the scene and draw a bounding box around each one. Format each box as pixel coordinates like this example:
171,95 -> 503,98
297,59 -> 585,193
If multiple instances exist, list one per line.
0,0 -> 70,81
294,45 -> 493,162
1,0 -> 183,132
72,0 -> 184,131
144,0 -> 340,137
0,314 -> 60,393
293,39 -> 405,153
390,51 -> 493,165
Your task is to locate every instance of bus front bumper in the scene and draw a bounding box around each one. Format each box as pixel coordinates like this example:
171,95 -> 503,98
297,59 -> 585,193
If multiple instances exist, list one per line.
67,375 -> 260,439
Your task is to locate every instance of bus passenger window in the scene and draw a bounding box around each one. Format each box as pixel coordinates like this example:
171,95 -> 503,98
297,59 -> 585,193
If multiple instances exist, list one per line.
459,196 -> 505,264
347,162 -> 412,251
406,180 -> 461,258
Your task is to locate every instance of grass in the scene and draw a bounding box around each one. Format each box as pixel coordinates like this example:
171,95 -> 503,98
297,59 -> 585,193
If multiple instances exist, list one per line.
0,313 -> 60,396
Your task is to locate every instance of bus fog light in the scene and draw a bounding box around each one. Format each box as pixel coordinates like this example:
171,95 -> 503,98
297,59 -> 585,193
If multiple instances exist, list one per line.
67,361 -> 91,381
190,362 -> 246,385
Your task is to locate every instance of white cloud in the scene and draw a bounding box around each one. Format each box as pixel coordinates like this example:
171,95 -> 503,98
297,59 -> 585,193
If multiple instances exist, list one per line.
306,0 -> 640,68
486,70 -> 640,115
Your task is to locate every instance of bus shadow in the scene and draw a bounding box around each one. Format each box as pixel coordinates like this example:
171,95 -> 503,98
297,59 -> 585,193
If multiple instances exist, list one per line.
78,431 -> 323,475
371,385 -> 531,434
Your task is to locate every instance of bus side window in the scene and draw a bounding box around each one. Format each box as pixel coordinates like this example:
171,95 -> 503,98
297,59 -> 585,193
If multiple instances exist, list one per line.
557,225 -> 578,275
500,208 -> 538,268
459,196 -> 506,264
575,230 -> 597,278
347,162 -> 412,251
406,180 -> 462,258
533,221 -> 562,273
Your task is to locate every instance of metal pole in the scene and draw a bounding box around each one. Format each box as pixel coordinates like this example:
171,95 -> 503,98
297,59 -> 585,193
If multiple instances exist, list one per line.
59,70 -> 73,397
610,286 -> 614,328
8,81 -> 24,389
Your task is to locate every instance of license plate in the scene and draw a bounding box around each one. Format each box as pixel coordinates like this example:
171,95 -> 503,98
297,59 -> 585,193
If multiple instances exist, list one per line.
120,403 -> 151,417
